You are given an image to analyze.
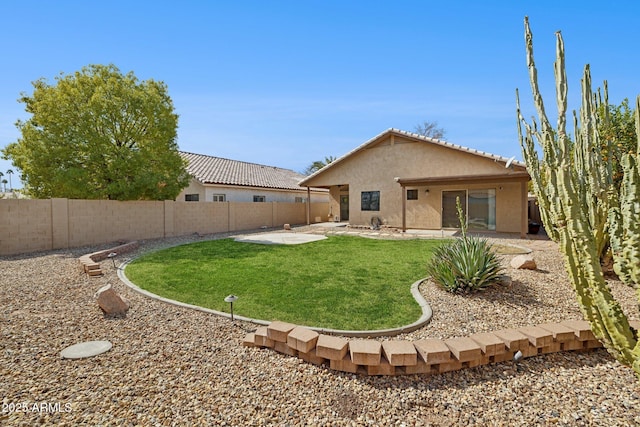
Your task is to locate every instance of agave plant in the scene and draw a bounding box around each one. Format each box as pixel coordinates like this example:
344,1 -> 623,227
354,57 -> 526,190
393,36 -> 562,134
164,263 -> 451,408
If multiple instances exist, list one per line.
426,198 -> 504,293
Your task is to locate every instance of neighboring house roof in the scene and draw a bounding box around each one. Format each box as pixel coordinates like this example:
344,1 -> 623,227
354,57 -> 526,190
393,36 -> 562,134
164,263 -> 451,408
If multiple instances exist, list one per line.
299,128 -> 527,186
180,151 -> 313,191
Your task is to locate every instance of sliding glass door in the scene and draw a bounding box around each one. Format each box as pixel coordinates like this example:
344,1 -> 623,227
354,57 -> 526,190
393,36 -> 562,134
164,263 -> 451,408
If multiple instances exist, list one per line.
442,190 -> 466,228
442,189 -> 496,230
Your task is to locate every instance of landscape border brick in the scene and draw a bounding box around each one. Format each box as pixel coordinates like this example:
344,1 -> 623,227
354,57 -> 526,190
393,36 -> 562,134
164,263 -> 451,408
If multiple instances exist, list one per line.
242,321 -> 603,376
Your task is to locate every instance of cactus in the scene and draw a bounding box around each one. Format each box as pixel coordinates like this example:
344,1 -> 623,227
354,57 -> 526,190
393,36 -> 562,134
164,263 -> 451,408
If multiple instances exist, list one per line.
517,17 -> 640,378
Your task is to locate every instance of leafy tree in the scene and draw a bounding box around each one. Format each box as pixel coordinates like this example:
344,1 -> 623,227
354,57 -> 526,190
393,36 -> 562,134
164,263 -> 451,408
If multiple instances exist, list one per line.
1,64 -> 189,200
414,120 -> 446,139
597,96 -> 637,184
303,155 -> 336,175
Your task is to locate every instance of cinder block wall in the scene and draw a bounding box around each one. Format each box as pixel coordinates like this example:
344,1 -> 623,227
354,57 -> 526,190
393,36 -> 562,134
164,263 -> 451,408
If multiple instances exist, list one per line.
68,200 -> 166,246
0,199 -> 53,255
0,199 -> 329,256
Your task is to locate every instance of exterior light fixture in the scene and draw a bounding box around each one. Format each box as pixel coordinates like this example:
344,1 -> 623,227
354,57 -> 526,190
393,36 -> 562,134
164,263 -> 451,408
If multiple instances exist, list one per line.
513,350 -> 523,362
224,295 -> 238,321
107,252 -> 117,268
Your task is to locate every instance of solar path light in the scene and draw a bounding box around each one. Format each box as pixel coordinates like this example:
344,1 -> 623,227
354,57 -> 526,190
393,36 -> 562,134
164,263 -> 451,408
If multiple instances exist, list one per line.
224,295 -> 238,321
107,252 -> 117,268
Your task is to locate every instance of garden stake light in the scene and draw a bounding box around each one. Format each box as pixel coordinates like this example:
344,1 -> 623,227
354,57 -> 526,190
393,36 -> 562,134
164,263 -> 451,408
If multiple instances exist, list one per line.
224,295 -> 238,321
107,252 -> 117,268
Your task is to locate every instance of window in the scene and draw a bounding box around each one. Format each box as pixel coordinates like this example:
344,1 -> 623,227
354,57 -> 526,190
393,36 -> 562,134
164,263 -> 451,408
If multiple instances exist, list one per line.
253,195 -> 266,202
295,197 -> 306,203
212,194 -> 226,202
185,194 -> 199,202
468,189 -> 496,230
361,191 -> 380,211
406,189 -> 418,200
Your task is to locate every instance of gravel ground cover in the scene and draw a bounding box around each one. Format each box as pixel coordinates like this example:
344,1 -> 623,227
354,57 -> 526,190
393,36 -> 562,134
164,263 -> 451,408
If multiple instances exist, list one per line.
2,228 -> 640,426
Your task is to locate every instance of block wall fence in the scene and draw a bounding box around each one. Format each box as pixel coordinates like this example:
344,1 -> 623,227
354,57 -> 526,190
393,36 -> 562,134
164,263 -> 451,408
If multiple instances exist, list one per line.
0,198 -> 329,256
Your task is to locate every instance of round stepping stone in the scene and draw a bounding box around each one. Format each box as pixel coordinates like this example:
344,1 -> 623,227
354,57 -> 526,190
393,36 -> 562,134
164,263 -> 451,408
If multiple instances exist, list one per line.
60,340 -> 112,359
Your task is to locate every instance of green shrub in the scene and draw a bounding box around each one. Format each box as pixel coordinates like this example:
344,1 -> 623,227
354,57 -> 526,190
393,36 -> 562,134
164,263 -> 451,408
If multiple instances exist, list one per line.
426,196 -> 503,293
426,236 -> 503,293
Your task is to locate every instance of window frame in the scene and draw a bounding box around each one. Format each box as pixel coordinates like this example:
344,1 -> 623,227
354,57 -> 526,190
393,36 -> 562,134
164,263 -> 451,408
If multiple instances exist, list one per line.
406,189 -> 418,200
361,191 -> 380,211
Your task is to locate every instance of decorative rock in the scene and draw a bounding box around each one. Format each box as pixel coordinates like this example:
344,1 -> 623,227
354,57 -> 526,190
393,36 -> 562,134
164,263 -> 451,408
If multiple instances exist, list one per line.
510,254 -> 537,270
283,223 -> 291,230
95,284 -> 130,317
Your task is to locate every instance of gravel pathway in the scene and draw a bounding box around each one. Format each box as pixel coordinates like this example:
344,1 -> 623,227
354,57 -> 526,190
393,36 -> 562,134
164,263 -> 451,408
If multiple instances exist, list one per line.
2,229 -> 640,426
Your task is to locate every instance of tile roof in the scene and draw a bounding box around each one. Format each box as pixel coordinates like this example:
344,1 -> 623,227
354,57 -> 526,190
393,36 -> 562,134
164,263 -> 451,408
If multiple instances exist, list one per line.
180,151 -> 308,191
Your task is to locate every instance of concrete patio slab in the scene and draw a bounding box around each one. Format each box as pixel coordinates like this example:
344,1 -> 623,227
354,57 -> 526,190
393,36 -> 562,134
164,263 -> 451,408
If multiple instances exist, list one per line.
234,233 -> 327,245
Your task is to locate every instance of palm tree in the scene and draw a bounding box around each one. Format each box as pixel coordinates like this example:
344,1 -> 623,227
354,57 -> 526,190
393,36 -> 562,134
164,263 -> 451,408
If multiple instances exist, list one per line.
0,172 -> 3,192
303,156 -> 337,175
1,179 -> 7,193
6,169 -> 13,191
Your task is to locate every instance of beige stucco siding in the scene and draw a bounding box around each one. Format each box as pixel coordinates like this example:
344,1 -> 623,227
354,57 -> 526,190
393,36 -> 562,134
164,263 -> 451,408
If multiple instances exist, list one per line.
304,135 -> 522,188
303,133 -> 529,233
177,179 -> 328,203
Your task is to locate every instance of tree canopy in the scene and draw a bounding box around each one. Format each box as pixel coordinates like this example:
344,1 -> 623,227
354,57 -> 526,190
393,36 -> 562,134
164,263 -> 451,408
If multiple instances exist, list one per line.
303,155 -> 336,175
2,64 -> 189,200
414,120 -> 446,139
597,96 -> 637,184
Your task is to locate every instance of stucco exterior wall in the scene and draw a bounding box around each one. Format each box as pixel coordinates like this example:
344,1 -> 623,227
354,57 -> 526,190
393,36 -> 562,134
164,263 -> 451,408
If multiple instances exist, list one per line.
177,180 -> 329,203
303,134 -> 529,233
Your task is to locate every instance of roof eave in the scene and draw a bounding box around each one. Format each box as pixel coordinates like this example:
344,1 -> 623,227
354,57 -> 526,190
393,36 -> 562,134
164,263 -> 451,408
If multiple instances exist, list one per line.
395,171 -> 531,186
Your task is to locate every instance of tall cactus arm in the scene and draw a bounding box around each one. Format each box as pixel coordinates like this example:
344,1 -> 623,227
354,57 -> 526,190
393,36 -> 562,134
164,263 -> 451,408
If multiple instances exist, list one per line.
520,18 -> 640,377
524,17 -> 556,160
517,91 -> 560,242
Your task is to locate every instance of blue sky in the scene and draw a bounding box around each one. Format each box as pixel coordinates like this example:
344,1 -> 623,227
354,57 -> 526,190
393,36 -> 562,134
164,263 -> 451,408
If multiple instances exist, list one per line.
1,1 -> 639,189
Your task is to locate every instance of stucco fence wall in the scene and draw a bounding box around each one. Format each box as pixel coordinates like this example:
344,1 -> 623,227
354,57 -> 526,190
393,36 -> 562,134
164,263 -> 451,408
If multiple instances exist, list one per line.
0,198 -> 329,256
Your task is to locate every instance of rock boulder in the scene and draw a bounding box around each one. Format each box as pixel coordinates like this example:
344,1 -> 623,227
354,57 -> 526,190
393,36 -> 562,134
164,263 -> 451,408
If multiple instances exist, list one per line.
510,254 -> 537,270
95,284 -> 130,317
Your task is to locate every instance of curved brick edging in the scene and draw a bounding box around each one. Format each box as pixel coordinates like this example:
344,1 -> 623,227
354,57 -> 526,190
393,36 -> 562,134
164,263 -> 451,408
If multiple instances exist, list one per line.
242,320 -> 604,376
117,259 -> 432,337
79,241 -> 139,277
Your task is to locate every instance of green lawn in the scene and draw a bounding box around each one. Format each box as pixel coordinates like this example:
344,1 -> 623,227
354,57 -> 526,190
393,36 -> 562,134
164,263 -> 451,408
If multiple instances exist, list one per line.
125,235 -> 443,330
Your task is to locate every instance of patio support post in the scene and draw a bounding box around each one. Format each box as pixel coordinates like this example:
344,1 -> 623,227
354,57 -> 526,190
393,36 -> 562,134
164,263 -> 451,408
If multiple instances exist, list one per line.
401,185 -> 407,232
306,187 -> 311,225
